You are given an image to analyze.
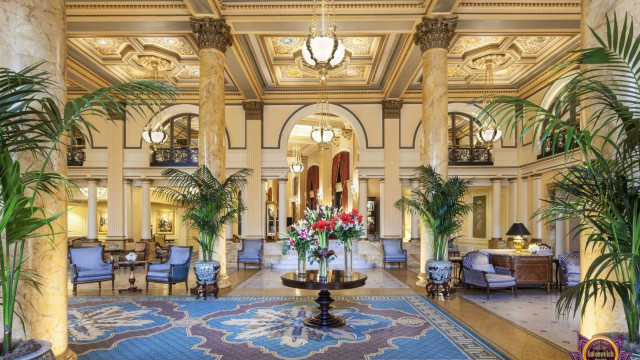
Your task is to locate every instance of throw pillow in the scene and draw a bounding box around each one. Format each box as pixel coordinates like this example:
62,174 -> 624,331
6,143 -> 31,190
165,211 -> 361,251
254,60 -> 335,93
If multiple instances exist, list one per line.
472,263 -> 496,273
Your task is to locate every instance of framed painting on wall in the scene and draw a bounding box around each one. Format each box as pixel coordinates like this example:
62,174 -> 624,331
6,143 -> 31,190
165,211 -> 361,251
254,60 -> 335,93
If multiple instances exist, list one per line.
472,195 -> 487,239
98,211 -> 108,235
156,210 -> 175,235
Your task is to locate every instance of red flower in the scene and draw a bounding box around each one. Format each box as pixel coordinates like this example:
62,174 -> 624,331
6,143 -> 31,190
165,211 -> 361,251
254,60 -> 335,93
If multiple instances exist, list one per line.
357,215 -> 363,223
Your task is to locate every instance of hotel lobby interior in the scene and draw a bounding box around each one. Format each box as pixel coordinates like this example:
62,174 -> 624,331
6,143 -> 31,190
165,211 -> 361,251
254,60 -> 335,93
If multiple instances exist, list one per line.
1,0 -> 639,359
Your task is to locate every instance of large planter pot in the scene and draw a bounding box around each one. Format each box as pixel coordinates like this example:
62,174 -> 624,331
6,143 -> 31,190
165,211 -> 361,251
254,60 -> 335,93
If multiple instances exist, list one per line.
2,339 -> 55,360
426,259 -> 452,284
194,260 -> 220,285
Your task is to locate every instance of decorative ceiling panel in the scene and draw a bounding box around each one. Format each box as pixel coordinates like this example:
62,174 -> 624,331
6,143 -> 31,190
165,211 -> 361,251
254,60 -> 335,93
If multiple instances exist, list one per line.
137,37 -> 197,57
78,37 -> 128,56
449,35 -> 504,55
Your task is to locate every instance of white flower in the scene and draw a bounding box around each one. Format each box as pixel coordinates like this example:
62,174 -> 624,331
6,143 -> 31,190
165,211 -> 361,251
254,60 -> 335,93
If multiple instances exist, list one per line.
125,252 -> 137,261
528,244 -> 539,253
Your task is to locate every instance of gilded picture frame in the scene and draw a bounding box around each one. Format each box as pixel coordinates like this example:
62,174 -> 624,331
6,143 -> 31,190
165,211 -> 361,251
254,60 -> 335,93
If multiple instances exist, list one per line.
156,210 -> 175,235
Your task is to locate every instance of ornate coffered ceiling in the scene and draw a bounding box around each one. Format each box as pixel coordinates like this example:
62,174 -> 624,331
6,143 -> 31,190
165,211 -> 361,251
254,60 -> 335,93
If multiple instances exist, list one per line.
65,0 -> 582,103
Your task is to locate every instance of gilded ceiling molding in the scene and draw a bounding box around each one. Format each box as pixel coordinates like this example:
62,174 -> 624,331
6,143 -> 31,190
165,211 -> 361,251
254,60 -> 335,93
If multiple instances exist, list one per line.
243,101 -> 264,120
382,100 -> 403,118
413,16 -> 458,52
66,56 -> 110,89
221,2 -> 426,11
458,1 -> 580,9
518,52 -> 579,98
190,17 -> 234,53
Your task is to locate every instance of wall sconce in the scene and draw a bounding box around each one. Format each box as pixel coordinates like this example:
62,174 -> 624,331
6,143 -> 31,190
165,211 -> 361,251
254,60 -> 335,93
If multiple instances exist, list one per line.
350,181 -> 358,198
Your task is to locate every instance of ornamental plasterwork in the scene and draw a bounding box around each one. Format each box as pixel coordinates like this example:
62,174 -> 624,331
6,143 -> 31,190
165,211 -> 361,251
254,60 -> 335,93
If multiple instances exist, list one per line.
80,38 -> 127,56
277,65 -> 317,79
513,36 -> 556,55
137,37 -> 197,56
447,65 -> 468,79
449,36 -> 504,55
176,66 -> 201,79
269,36 -> 377,57
331,65 -> 368,79
115,66 -> 150,80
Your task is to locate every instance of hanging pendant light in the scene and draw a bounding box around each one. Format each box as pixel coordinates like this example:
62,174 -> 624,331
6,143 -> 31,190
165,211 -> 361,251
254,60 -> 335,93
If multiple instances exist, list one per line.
473,55 -> 504,145
310,79 -> 334,146
300,0 -> 346,80
138,55 -> 170,149
289,145 -> 304,173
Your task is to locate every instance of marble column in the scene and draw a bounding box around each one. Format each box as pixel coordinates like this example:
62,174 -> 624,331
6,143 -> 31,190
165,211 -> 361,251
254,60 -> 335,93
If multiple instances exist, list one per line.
278,179 -> 287,237
580,0 -> 637,338
124,179 -> 133,241
521,176 -> 529,226
191,17 -> 234,288
414,16 -> 457,176
410,180 -> 420,241
358,179 -> 368,240
382,100 -> 403,240
0,0 -> 74,357
262,180 -> 268,238
491,178 -> 502,241
243,101 -> 264,240
413,17 -> 457,286
507,177 -> 518,228
106,113 -> 125,245
531,174 -> 542,242
141,180 -> 152,241
379,180 -> 385,238
87,179 -> 99,240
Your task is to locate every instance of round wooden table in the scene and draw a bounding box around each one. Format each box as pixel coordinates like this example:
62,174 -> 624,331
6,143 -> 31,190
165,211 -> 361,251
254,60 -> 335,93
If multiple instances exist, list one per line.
281,270 -> 367,328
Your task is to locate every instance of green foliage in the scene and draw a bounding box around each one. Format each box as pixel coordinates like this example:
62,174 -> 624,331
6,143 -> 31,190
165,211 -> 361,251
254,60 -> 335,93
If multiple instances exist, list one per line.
394,165 -> 472,261
0,62 -> 177,355
156,167 -> 250,262
478,13 -> 640,342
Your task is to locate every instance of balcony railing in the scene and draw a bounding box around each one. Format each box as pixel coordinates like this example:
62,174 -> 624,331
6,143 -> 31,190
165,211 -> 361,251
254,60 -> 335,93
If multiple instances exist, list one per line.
67,146 -> 86,166
448,145 -> 492,165
151,147 -> 198,166
537,130 -> 576,159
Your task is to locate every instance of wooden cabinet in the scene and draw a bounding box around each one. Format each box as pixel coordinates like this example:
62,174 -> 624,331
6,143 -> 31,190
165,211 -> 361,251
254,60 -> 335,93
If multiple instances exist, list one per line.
491,253 -> 553,292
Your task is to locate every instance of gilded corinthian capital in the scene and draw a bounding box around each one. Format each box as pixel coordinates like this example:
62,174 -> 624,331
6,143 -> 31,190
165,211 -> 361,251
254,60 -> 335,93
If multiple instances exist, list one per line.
190,17 -> 234,52
413,16 -> 458,52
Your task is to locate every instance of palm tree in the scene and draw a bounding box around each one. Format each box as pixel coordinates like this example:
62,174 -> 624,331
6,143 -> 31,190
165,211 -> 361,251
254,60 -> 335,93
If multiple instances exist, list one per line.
156,166 -> 250,262
395,165 -> 472,261
0,62 -> 177,355
478,13 -> 640,343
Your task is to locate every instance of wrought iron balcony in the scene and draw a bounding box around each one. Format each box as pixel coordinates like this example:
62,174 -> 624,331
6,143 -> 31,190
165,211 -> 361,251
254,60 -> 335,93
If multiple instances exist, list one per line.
448,145 -> 492,165
151,147 -> 198,166
537,130 -> 576,159
67,146 -> 86,166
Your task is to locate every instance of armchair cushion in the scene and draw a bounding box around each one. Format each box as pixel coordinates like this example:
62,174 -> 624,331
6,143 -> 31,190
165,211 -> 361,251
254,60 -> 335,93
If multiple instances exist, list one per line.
485,274 -> 516,285
566,264 -> 580,274
472,263 -> 495,274
471,253 -> 490,266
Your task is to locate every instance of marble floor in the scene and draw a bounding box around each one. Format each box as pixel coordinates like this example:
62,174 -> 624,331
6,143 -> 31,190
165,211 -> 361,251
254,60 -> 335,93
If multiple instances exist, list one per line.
69,266 -> 571,359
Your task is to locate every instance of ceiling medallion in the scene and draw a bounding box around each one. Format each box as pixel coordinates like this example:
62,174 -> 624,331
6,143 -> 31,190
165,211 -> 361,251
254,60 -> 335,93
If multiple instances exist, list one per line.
299,0 -> 349,80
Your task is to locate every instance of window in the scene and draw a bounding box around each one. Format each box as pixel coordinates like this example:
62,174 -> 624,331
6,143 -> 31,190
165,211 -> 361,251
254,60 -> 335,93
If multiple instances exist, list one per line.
151,113 -> 199,165
447,112 -> 492,165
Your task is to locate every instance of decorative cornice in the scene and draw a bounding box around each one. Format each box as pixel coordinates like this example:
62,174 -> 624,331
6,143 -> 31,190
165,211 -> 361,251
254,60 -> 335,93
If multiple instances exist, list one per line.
414,16 -> 458,52
190,17 -> 233,53
382,100 -> 403,118
221,2 -> 426,11
458,1 -> 579,9
243,101 -> 264,120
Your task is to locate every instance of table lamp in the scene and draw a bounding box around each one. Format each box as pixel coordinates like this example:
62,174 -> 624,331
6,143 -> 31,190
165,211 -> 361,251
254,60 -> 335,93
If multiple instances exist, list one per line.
506,223 -> 531,254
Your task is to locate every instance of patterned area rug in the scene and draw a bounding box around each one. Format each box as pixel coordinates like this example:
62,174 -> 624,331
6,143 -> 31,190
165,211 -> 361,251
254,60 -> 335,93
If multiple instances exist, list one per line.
68,295 -> 507,360
235,269 -> 410,289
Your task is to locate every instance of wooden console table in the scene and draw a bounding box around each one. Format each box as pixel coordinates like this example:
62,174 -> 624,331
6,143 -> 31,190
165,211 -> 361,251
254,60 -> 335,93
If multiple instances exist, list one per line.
490,253 -> 553,292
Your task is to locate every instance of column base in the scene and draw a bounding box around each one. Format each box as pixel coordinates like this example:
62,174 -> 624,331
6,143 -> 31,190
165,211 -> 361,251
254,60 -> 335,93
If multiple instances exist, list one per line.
217,273 -> 231,288
56,347 -> 77,360
416,272 -> 428,287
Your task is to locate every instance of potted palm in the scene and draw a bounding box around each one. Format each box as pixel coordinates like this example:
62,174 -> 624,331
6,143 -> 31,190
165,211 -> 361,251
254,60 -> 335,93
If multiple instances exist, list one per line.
479,13 -> 640,352
395,165 -> 472,284
156,166 -> 250,285
0,63 -> 176,357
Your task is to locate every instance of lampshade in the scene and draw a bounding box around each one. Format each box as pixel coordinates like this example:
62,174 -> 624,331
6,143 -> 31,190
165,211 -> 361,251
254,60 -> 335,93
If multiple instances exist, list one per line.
289,162 -> 304,173
310,124 -> 334,144
506,223 -> 531,236
299,0 -> 347,76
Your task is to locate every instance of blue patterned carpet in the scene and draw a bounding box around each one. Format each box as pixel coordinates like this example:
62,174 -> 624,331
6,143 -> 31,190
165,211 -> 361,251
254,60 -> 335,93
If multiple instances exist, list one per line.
68,295 -> 507,360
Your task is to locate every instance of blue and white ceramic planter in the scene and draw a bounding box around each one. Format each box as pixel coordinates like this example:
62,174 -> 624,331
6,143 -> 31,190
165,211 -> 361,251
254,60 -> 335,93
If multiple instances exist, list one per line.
426,259 -> 452,284
194,260 -> 220,285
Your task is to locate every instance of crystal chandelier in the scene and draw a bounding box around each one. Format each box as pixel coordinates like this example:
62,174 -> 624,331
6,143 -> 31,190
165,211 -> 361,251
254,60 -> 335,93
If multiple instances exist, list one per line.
138,55 -> 170,149
310,79 -> 334,146
300,0 -> 346,80
474,55 -> 503,144
289,145 -> 304,173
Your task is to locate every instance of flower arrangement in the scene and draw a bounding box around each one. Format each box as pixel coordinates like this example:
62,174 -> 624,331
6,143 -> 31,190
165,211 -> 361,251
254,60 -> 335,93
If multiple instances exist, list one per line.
332,209 -> 365,251
528,243 -> 539,254
281,220 -> 314,256
125,252 -> 138,262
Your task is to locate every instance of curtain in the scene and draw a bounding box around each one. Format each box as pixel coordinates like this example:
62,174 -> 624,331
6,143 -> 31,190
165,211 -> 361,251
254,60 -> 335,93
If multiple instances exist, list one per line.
339,151 -> 350,208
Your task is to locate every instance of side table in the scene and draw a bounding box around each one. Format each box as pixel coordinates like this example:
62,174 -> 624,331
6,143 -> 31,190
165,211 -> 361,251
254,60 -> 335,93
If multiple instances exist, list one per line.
119,261 -> 145,293
195,281 -> 219,300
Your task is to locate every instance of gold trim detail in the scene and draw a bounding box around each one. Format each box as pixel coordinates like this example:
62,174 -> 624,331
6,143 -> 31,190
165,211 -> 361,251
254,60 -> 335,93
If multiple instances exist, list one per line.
414,16 -> 458,52
190,17 -> 234,52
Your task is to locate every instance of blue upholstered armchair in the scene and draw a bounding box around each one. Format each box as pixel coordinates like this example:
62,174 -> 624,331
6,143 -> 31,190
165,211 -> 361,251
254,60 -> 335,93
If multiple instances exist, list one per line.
559,251 -> 580,291
462,251 -> 517,299
237,239 -> 263,269
146,246 -> 193,295
69,246 -> 114,296
381,239 -> 407,267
